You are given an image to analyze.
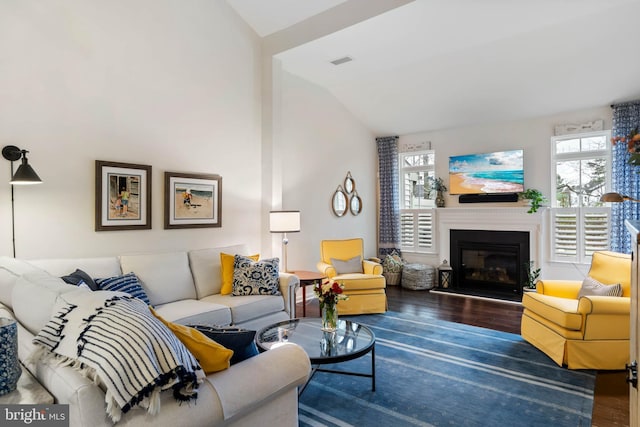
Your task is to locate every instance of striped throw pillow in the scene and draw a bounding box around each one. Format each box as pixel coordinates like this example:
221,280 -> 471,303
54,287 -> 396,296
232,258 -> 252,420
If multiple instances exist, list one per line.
577,276 -> 623,298
96,272 -> 151,305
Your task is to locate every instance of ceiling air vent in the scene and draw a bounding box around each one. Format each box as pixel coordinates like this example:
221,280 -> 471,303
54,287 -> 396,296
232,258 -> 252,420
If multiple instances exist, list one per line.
330,56 -> 353,66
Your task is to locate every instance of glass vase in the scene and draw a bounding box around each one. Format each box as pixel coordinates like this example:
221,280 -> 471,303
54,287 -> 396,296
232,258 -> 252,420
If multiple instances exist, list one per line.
320,300 -> 338,332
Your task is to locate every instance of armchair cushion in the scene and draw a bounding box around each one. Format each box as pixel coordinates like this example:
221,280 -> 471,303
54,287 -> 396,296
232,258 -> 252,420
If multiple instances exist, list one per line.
577,277 -> 622,298
331,256 -> 363,274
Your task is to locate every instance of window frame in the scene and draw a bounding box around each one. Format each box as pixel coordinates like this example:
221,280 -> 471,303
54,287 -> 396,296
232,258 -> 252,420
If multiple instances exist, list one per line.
549,130 -> 611,264
398,149 -> 437,253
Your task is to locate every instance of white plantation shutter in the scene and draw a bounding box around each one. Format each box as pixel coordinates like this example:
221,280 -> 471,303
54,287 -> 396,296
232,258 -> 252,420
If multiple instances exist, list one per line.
400,209 -> 434,252
551,207 -> 610,263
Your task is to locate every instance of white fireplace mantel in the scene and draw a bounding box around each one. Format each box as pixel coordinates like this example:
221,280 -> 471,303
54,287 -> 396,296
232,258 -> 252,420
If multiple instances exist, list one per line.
436,207 -> 545,266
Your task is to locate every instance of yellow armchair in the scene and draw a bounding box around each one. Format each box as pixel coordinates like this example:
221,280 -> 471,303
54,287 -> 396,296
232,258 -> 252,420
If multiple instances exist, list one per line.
521,251 -> 630,370
317,238 -> 386,315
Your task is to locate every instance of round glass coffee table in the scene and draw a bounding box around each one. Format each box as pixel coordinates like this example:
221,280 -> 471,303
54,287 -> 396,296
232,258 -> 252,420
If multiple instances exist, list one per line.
256,318 -> 375,392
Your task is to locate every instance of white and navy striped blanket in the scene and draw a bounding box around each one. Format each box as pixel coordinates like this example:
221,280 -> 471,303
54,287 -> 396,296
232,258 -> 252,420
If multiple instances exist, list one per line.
32,290 -> 204,422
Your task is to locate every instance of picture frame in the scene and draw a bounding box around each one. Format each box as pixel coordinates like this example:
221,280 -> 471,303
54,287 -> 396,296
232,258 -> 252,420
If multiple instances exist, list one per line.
164,172 -> 222,229
95,160 -> 152,231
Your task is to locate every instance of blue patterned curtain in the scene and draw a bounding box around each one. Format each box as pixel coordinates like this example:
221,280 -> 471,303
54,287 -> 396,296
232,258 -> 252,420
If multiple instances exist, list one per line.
610,101 -> 640,253
376,136 -> 401,257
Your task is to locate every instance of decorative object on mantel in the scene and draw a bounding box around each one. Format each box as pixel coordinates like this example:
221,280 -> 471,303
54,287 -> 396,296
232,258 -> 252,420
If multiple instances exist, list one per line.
611,127 -> 640,166
2,145 -> 43,257
437,260 -> 453,289
522,261 -> 541,292
331,185 -> 348,217
429,176 -> 447,208
519,188 -> 546,213
0,317 -> 21,396
554,119 -> 604,136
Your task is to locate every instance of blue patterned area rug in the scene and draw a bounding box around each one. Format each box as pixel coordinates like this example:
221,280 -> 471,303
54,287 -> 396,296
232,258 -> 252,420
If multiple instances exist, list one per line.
298,312 -> 595,427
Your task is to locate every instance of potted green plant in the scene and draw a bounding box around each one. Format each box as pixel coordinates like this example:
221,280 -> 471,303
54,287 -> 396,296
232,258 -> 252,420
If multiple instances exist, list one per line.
429,177 -> 447,208
519,188 -> 546,213
522,261 -> 541,292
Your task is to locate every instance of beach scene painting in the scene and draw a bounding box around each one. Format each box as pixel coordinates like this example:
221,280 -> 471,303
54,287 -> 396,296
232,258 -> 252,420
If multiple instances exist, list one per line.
164,172 -> 222,229
449,150 -> 524,195
95,161 -> 151,231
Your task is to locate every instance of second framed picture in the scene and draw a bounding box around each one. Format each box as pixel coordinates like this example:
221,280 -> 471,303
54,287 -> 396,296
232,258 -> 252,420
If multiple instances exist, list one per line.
164,172 -> 222,229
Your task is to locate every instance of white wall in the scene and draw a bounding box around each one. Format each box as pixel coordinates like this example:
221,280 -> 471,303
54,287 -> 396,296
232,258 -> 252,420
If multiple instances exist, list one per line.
278,71 -> 377,271
0,0 -> 265,258
399,105 -> 613,280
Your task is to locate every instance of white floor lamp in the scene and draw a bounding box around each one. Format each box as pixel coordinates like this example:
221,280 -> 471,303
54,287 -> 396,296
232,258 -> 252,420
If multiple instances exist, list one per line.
269,210 -> 300,273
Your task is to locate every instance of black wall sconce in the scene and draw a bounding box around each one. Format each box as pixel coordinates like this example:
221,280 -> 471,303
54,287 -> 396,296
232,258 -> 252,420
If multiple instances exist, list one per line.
2,145 -> 42,257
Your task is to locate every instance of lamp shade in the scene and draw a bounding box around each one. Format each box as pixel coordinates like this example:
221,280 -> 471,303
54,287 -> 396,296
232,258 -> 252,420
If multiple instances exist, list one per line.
11,157 -> 42,185
269,211 -> 300,233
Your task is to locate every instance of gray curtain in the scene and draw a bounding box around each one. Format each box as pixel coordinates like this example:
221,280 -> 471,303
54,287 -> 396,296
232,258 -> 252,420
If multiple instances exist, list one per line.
610,101 -> 640,253
376,136 -> 401,257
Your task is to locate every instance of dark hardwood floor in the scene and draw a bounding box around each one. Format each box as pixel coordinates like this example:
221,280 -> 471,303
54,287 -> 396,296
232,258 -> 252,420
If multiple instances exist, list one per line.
296,285 -> 629,427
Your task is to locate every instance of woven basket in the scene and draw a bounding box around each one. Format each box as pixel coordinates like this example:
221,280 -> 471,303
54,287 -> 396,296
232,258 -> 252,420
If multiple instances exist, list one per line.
401,264 -> 435,290
383,272 -> 402,286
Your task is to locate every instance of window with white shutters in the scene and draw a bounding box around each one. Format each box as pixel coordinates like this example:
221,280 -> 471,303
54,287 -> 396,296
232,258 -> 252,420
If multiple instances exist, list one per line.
550,131 -> 611,263
399,150 -> 436,253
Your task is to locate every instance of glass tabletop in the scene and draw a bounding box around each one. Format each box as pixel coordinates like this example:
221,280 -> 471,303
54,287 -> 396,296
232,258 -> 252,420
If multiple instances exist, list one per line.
256,318 -> 375,364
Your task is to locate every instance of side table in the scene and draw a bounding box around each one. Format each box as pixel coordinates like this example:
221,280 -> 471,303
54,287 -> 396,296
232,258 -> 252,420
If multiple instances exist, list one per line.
291,271 -> 326,317
0,364 -> 54,404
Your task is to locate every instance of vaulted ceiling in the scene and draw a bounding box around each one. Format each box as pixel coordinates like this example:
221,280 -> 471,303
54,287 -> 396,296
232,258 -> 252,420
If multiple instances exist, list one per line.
227,0 -> 640,135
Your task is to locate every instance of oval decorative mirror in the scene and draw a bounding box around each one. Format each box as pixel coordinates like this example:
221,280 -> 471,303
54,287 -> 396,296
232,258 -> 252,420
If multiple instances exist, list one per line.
344,172 -> 355,194
350,191 -> 362,216
332,185 -> 348,217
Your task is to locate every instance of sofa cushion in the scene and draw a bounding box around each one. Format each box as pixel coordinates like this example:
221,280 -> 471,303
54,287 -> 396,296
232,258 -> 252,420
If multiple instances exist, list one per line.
96,272 -> 151,305
119,252 -> 196,306
150,307 -> 232,374
202,294 -> 284,325
578,276 -> 623,298
232,256 -> 280,296
12,271 -> 78,334
153,299 -> 232,326
30,257 -> 122,279
187,245 -> 248,299
0,256 -> 43,308
521,292 -> 582,331
220,252 -> 259,295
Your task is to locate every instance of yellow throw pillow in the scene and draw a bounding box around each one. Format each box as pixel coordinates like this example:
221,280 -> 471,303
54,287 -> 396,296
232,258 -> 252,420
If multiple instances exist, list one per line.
149,307 -> 233,374
220,252 -> 259,295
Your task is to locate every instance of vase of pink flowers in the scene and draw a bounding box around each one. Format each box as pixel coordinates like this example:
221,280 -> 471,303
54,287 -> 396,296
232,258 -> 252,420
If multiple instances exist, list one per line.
314,279 -> 348,332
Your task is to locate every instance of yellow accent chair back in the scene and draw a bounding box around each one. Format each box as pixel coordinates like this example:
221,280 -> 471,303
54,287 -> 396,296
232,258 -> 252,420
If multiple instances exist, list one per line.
317,238 -> 386,315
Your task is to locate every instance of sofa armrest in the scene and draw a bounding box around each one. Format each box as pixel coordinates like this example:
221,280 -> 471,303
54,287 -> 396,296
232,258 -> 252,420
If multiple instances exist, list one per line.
363,260 -> 383,275
317,262 -> 336,278
207,343 -> 311,421
578,295 -> 630,315
537,279 -> 583,298
278,273 -> 299,318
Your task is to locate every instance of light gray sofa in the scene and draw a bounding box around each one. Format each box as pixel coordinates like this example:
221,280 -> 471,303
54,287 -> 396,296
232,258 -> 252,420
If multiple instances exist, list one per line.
0,244 -> 311,427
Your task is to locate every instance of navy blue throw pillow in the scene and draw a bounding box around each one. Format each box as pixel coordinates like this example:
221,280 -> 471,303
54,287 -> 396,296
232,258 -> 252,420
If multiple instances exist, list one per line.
61,269 -> 99,291
95,272 -> 152,306
189,325 -> 258,365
